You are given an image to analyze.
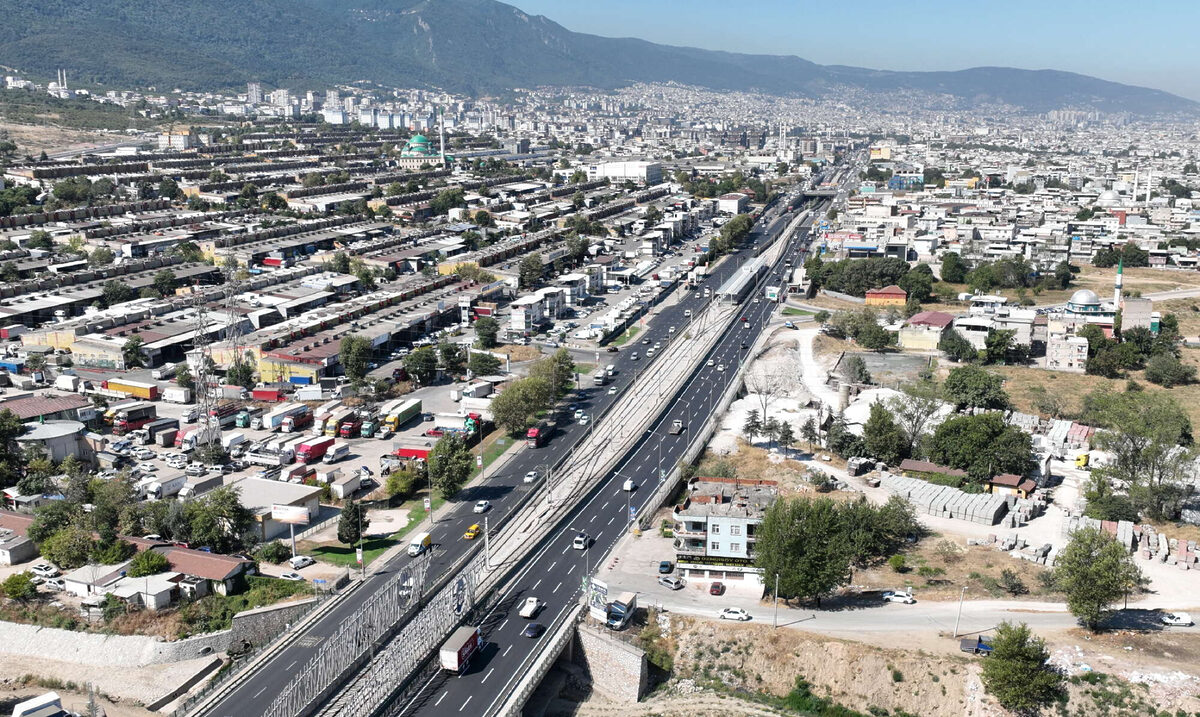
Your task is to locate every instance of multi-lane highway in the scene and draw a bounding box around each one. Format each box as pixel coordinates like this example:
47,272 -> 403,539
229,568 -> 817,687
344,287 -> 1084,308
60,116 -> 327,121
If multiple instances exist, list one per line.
398,198 -> 826,717
202,190 -> 820,717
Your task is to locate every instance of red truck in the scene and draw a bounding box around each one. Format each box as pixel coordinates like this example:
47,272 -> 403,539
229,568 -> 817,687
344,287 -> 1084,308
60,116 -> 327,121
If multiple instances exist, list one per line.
526,419 -> 553,448
295,436 -> 335,464
339,416 -> 363,439
280,407 -> 313,433
113,403 -> 157,435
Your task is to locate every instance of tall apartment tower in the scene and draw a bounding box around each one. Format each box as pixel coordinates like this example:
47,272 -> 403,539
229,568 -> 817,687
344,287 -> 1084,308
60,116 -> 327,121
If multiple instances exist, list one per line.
247,82 -> 264,104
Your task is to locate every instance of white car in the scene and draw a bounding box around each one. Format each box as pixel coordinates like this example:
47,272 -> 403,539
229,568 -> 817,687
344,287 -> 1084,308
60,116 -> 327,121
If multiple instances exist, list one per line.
719,607 -> 751,621
288,555 -> 315,570
1161,612 -> 1194,626
684,309 -> 692,317
41,578 -> 66,592
473,500 -> 491,514
608,386 -> 617,395
30,563 -> 59,578
578,415 -> 589,426
280,572 -> 305,582
524,471 -> 539,483
881,591 -> 916,604
134,449 -> 155,461
519,596 -> 543,619
706,359 -> 715,367
716,364 -> 725,372
572,533 -> 589,550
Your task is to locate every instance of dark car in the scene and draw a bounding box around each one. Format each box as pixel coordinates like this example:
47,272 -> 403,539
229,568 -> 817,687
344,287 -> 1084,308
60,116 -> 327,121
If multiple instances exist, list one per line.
740,342 -> 748,349
709,582 -> 725,596
606,346 -> 619,353
522,623 -> 546,638
658,560 -> 674,574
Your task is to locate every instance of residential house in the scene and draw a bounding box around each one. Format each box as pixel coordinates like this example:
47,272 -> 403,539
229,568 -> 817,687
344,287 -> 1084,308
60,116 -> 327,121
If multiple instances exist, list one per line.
899,311 -> 954,350
864,285 -> 907,307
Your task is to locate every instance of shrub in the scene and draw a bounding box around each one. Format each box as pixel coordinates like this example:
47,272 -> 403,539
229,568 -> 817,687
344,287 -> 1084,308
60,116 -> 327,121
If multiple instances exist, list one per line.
256,541 -> 292,564
1,572 -> 37,601
999,569 -> 1028,596
127,550 -> 170,577
888,555 -> 907,573
891,669 -> 904,682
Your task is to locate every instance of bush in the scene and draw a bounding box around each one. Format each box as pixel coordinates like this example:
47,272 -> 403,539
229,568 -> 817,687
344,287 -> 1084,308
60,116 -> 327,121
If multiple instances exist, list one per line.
999,569 -> 1028,596
256,541 -> 292,564
1,572 -> 38,601
888,555 -> 907,573
93,539 -> 136,565
127,550 -> 170,577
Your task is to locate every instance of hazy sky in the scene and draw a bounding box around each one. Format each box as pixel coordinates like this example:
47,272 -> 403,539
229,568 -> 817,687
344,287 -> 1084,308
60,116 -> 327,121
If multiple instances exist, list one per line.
510,0 -> 1199,100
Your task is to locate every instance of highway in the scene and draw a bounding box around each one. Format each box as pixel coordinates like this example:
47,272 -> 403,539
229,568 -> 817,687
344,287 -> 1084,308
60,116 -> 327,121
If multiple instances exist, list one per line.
201,191 -> 819,717
398,198 -> 825,717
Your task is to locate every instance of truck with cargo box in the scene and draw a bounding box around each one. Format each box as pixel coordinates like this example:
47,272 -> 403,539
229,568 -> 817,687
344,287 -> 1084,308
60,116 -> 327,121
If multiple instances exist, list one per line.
163,386 -> 192,404
104,379 -> 160,401
261,403 -> 307,432
296,436 -> 335,464
382,398 -> 422,432
439,626 -> 481,673
281,407 -> 313,433
113,403 -> 157,435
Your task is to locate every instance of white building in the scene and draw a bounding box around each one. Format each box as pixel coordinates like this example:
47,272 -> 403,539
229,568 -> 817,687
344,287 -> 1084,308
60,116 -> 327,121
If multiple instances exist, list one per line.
585,161 -> 662,186
717,193 -> 750,215
672,478 -> 776,587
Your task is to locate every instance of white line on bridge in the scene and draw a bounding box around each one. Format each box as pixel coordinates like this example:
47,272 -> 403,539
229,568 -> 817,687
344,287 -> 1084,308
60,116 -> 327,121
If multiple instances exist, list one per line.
553,581 -> 562,593
482,668 -> 495,683
434,692 -> 446,707
498,619 -> 508,632
503,645 -> 512,657
532,579 -> 542,590
460,695 -> 472,712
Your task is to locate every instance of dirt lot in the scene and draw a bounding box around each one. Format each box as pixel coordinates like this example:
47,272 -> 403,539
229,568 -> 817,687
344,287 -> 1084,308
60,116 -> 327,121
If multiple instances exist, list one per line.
0,122 -> 123,156
493,343 -> 544,363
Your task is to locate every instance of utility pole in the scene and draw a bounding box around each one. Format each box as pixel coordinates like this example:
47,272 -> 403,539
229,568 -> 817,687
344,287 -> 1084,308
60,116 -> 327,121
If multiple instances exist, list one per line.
773,572 -> 780,628
484,516 -> 490,569
358,504 -> 365,580
953,586 -> 968,638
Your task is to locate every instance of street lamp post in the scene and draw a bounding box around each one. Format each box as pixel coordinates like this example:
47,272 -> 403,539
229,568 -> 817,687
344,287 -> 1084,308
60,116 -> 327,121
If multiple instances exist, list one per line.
953,586 -> 968,638
773,572 -> 780,628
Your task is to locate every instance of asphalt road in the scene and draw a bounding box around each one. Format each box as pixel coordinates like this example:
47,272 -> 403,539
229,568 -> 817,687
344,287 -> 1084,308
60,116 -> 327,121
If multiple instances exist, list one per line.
203,193 -> 818,717
398,199 -> 825,717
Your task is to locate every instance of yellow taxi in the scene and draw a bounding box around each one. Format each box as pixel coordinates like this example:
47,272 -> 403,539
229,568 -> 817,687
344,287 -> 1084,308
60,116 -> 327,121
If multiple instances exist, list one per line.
463,523 -> 481,540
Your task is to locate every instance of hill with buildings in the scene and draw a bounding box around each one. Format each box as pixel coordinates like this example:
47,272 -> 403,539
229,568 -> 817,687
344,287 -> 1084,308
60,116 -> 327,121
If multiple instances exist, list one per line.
0,0 -> 1193,114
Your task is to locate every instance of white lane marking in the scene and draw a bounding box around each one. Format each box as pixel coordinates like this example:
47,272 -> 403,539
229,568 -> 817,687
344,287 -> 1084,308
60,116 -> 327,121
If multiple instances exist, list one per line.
548,561 -> 557,571
503,644 -> 512,657
285,660 -> 297,671
561,545 -> 569,554
435,692 -> 447,707
498,619 -> 508,631
532,579 -> 542,590
607,516 -> 615,525
553,581 -> 562,593
482,667 -> 495,683
252,686 -> 269,699
460,696 -> 472,712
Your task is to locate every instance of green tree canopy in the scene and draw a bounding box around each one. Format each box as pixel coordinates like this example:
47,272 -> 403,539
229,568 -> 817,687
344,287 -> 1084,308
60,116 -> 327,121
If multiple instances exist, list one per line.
943,365 -> 1008,410
926,412 -> 1031,483
127,549 -> 170,577
340,335 -> 373,382
755,497 -> 851,606
337,501 -> 370,545
402,346 -> 439,385
1053,526 -> 1144,631
467,351 -> 501,376
473,317 -> 500,349
428,434 -> 472,499
862,401 -> 907,466
980,622 -> 1063,712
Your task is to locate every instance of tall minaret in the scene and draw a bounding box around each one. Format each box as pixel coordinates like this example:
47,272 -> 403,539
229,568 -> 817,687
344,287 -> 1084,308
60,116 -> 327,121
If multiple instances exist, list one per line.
437,105 -> 446,168
1114,257 -> 1124,308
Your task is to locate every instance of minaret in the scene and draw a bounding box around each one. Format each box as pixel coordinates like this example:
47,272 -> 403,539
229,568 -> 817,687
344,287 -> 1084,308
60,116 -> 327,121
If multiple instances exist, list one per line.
1114,257 -> 1123,308
438,105 -> 446,168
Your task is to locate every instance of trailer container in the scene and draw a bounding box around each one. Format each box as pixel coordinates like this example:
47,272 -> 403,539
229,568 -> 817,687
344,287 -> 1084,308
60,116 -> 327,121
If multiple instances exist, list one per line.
439,626 -> 481,673
104,379 -> 160,401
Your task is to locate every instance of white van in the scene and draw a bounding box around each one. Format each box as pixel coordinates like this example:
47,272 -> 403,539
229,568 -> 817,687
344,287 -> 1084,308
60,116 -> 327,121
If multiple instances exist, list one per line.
408,531 -> 432,557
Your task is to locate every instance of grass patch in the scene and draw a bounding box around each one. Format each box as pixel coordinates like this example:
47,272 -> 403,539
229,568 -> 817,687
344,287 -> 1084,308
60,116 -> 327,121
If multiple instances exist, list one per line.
471,430 -> 513,478
307,489 -> 446,567
611,325 -> 641,346
782,308 -> 815,317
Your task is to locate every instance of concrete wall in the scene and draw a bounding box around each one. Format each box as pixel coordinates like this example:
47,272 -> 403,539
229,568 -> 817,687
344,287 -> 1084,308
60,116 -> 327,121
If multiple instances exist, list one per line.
573,624 -> 647,704
229,597 -> 318,648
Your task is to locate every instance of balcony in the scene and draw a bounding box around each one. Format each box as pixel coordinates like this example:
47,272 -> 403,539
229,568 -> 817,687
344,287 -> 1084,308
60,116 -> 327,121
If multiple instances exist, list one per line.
673,522 -> 706,538
673,539 -> 706,556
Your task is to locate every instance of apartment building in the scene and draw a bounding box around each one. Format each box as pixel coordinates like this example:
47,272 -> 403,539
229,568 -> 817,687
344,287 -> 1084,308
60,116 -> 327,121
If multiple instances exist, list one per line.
672,478 -> 776,587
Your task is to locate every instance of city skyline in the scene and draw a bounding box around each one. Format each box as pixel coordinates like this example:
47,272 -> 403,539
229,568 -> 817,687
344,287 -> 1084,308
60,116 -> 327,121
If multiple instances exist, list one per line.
512,0 -> 1200,101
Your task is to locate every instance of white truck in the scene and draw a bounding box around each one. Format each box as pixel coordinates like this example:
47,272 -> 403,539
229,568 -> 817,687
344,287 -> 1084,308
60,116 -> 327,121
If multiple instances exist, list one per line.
221,432 -> 247,451
163,386 -> 192,404
261,402 -> 306,432
322,441 -> 351,464
138,473 -> 186,500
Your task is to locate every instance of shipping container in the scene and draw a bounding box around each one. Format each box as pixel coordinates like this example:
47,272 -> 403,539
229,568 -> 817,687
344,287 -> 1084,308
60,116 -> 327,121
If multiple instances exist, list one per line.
104,379 -> 160,401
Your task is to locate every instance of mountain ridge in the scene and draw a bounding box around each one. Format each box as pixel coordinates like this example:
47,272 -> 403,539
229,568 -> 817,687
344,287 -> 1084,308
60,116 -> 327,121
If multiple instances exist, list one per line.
0,0 -> 1191,114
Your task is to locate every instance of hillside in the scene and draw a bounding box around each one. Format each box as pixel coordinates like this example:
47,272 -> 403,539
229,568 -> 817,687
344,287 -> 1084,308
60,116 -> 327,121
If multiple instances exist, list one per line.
0,0 -> 1192,114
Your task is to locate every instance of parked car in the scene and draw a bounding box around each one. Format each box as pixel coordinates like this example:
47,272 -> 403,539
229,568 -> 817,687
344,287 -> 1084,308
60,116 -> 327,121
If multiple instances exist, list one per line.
658,576 -> 685,590
1162,612 -> 1194,626
719,607 -> 751,621
280,572 -> 305,581
658,560 -> 674,574
289,555 -> 315,570
882,591 -> 916,604
41,578 -> 66,592
30,563 -> 59,578
709,582 -> 725,596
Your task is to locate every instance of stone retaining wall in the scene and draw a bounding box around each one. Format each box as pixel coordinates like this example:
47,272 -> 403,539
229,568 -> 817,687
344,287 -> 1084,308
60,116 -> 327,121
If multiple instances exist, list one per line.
229,597 -> 318,649
573,624 -> 646,704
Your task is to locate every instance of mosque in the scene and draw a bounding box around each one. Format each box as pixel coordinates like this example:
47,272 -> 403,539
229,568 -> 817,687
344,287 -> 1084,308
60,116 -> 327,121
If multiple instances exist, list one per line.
1057,260 -> 1159,337
393,130 -> 452,170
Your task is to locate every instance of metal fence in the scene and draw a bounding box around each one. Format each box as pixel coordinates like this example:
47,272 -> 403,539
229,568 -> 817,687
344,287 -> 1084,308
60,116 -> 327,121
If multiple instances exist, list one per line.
262,553 -> 431,717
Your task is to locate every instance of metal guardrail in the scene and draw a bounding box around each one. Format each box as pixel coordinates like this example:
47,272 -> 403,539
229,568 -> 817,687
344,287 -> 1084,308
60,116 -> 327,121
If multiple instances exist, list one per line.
492,603 -> 585,717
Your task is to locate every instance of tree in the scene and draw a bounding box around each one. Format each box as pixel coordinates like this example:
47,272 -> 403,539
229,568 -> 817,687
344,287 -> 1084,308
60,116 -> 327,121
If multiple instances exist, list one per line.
337,501 -> 370,545
1054,527 -> 1144,631
1,572 -> 37,601
468,351 -> 501,376
127,550 -> 170,577
158,177 -> 182,200
175,364 -> 195,391
474,317 -> 500,349
27,501 -> 81,543
898,269 -> 933,302
340,335 -> 373,382
88,247 -> 115,267
943,365 -> 1007,410
402,346 -> 439,385
428,434 -> 472,499
742,409 -> 762,442
940,252 -> 968,283
518,254 -> 543,288
227,358 -> 256,389
102,279 -> 134,306
926,412 -> 1032,483
938,329 -> 977,363
122,335 -> 146,368
430,188 -> 465,215
755,498 -> 851,606
256,541 -> 292,564
980,622 -> 1063,712
862,402 -> 907,466
263,192 -> 288,211
982,329 -> 1017,365
569,169 -> 587,184
1053,261 -> 1074,290
856,321 -> 890,351
888,382 -> 943,456
438,342 -> 465,375
184,486 -> 257,554
1083,390 -> 1194,520
490,377 -> 552,434
239,183 -> 259,201
777,422 -> 796,451
1144,352 -> 1195,387
843,356 -> 871,384
152,269 -> 177,297
329,251 -> 352,274
40,525 -> 95,569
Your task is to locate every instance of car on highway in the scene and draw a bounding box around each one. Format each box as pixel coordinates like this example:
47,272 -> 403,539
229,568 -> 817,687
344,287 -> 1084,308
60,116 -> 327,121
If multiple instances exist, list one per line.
572,533 -> 589,550
521,623 -> 546,639
524,470 -> 539,483
519,597 -> 543,619
882,591 -> 916,604
579,415 -> 590,426
717,364 -> 725,372
606,346 -> 619,353
289,555 -> 315,570
463,524 -> 482,540
657,575 -> 685,590
641,338 -> 650,345
709,582 -> 725,596
630,352 -> 639,360
706,359 -> 715,367
473,500 -> 491,514
608,385 -> 618,395
658,560 -> 674,574
280,572 -> 304,581
684,309 -> 692,316
574,409 -> 584,420
719,607 -> 751,621
1162,612 -> 1194,626
30,563 -> 59,579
